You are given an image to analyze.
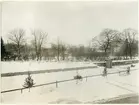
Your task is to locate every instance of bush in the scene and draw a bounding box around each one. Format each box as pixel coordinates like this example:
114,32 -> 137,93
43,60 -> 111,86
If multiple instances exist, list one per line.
74,75 -> 83,79
23,73 -> 35,89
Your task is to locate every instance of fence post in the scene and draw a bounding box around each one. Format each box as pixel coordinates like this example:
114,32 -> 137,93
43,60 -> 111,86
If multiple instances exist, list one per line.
56,81 -> 58,88
127,66 -> 130,74
21,89 -> 22,94
86,76 -> 87,81
106,59 -> 112,68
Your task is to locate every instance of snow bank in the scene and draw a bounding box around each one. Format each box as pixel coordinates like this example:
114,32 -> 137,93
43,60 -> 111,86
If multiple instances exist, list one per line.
1,61 -> 96,73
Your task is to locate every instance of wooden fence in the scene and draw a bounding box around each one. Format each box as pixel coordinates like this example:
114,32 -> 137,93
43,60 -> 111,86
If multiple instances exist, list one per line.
95,59 -> 139,66
1,68 -> 138,94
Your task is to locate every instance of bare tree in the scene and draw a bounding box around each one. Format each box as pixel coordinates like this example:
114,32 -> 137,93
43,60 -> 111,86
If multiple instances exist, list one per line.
67,45 -> 77,59
122,28 -> 138,59
51,38 -> 60,61
51,38 -> 67,61
57,38 -> 60,61
8,28 -> 26,60
51,43 -> 58,60
86,40 -> 97,60
31,29 -> 48,61
60,42 -> 67,60
94,28 -> 120,56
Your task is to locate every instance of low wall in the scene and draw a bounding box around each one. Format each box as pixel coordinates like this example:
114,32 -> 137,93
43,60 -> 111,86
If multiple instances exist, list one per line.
95,60 -> 139,67
1,65 -> 97,77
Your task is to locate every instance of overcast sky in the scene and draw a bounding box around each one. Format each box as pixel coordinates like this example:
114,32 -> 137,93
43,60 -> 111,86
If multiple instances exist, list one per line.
2,1 -> 138,46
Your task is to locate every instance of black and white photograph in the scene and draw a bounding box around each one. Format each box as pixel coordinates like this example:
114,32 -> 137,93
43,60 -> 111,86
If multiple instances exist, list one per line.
0,0 -> 139,104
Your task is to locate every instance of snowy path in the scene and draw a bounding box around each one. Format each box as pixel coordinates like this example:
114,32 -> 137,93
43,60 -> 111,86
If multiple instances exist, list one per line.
1,63 -> 139,104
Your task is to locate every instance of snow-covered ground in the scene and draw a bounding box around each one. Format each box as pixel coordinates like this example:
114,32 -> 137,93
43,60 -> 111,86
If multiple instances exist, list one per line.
1,61 -> 96,73
1,62 -> 139,104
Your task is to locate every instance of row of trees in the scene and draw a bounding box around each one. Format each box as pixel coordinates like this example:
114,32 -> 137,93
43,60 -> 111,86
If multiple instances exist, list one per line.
92,28 -> 138,59
2,29 -> 48,61
1,28 -> 138,61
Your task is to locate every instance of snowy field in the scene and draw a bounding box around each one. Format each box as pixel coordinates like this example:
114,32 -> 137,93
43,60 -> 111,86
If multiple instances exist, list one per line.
1,62 -> 139,104
1,61 -> 96,73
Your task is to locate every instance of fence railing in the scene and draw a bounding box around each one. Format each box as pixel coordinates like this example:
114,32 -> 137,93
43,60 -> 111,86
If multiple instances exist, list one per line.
1,66 -> 97,77
95,59 -> 139,66
1,68 -> 138,94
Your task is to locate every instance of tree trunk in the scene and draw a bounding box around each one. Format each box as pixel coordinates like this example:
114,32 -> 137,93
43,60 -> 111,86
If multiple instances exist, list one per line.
104,49 -> 107,57
57,52 -> 59,61
17,44 -> 20,60
129,44 -> 132,59
62,52 -> 65,60
125,48 -> 128,60
36,52 -> 39,61
57,47 -> 60,61
125,39 -> 128,60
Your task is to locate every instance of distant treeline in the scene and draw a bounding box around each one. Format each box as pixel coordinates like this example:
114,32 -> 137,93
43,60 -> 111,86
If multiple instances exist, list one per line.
1,28 -> 138,61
